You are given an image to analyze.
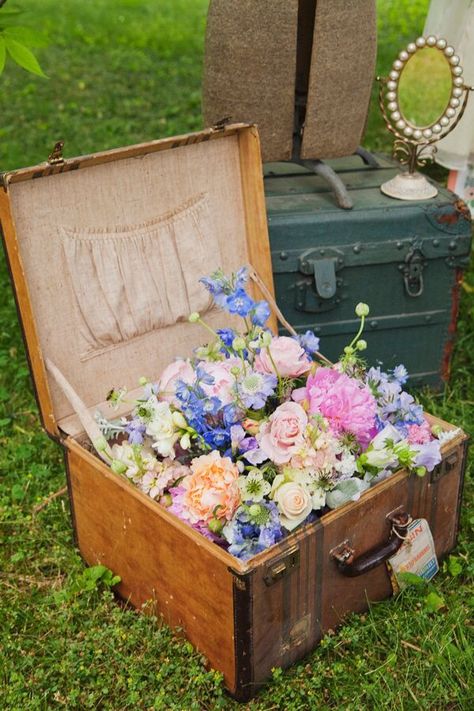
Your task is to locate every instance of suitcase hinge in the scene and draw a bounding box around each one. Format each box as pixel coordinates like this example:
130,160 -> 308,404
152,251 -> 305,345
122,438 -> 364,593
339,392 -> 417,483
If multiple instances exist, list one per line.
400,248 -> 426,297
263,545 -> 300,586
431,450 -> 459,482
211,116 -> 232,132
47,140 -> 65,166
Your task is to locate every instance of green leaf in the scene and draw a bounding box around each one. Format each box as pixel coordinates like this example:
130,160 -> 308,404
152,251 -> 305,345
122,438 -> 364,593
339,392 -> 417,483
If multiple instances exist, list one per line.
445,555 -> 463,578
4,36 -> 46,77
0,35 -> 5,74
11,483 -> 25,501
424,591 -> 446,614
396,571 -> 427,587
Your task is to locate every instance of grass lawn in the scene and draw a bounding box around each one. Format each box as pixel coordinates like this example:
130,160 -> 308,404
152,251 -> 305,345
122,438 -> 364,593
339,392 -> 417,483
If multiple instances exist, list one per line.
1,0 -> 473,708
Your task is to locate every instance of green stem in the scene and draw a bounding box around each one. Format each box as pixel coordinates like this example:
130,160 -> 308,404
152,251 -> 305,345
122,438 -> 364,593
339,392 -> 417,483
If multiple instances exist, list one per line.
347,315 -> 366,351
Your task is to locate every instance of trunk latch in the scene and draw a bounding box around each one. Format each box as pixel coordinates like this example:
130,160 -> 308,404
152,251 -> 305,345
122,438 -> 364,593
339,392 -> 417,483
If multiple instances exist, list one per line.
264,545 -> 300,586
401,248 -> 425,297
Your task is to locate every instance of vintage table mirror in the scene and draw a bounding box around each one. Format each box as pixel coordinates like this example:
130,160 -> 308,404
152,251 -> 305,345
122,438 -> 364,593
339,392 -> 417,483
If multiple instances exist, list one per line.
379,35 -> 473,200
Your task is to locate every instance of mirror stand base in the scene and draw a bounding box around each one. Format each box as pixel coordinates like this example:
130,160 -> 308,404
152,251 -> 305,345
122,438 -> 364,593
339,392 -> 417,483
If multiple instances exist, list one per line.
380,171 -> 438,201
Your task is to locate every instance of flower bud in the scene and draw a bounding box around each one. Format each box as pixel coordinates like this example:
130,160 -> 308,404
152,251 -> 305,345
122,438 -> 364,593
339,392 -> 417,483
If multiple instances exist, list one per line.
93,436 -> 108,452
138,376 -> 148,386
111,459 -> 127,475
188,312 -> 200,323
172,411 -> 187,429
160,493 -> 173,508
249,504 -> 262,517
355,302 -> 370,317
344,346 -> 354,355
230,366 -> 241,377
232,337 -> 246,352
416,466 -> 427,477
180,433 -> 191,450
261,331 -> 272,347
356,339 -> 367,351
208,518 -> 224,535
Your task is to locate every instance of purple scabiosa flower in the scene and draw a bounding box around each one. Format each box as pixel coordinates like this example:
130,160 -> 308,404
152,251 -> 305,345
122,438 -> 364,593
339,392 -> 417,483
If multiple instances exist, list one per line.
296,330 -> 320,355
250,300 -> 271,327
237,370 -> 277,410
226,288 -> 255,318
125,418 -> 146,445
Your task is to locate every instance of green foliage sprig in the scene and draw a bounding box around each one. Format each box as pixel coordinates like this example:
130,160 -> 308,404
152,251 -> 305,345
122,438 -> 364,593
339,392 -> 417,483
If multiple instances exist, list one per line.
0,0 -> 46,77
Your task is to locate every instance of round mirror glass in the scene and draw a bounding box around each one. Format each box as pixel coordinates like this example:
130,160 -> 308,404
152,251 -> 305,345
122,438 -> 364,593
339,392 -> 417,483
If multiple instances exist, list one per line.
398,47 -> 453,127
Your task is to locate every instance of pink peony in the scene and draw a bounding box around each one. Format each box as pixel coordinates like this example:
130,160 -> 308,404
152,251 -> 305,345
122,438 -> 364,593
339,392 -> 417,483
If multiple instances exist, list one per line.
200,359 -> 239,405
258,402 -> 308,465
407,420 -> 432,445
158,359 -> 194,403
298,367 -> 377,446
254,336 -> 312,378
181,451 -> 241,523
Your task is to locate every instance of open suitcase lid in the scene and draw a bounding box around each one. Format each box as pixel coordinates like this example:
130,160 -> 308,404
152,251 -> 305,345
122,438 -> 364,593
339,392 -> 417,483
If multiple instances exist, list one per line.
0,124 -> 275,440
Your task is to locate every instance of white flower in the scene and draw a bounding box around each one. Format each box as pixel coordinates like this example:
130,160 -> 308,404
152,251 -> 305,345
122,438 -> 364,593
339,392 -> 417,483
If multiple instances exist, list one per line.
271,470 -> 313,531
365,446 -> 398,469
146,401 -> 179,459
237,470 -> 271,502
370,423 -> 402,450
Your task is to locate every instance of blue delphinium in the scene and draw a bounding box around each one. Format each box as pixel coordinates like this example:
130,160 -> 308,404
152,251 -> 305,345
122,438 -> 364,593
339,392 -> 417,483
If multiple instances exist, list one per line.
296,329 -> 320,356
226,288 -> 255,317
216,328 -> 237,348
367,366 -> 424,435
251,300 -> 271,327
223,501 -> 284,560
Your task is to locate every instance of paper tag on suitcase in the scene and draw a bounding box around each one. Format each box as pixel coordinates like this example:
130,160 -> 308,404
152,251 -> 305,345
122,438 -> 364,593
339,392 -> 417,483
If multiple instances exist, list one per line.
387,518 -> 439,593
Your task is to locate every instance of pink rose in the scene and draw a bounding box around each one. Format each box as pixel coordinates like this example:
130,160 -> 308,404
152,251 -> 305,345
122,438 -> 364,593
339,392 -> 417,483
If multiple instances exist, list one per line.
254,336 -> 311,378
200,359 -> 239,405
258,402 -> 308,464
158,359 -> 194,403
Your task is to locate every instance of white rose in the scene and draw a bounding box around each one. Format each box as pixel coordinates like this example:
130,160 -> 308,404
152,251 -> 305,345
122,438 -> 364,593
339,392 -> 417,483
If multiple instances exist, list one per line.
272,481 -> 312,531
146,402 -> 178,459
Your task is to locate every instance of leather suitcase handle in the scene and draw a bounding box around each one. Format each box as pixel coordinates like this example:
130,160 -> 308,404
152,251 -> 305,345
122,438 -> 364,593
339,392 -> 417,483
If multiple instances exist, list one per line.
330,509 -> 411,578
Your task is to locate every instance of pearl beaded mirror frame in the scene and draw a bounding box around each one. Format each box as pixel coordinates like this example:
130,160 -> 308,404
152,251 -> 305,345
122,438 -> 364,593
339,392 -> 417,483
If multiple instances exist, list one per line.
379,35 -> 473,201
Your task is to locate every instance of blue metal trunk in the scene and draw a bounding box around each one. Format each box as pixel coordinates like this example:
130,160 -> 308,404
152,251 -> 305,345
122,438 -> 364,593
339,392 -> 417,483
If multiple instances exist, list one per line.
264,156 -> 472,389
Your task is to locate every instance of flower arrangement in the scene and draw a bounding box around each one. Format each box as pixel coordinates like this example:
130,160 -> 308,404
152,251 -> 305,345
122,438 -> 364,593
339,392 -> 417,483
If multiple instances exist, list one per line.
95,267 -> 455,561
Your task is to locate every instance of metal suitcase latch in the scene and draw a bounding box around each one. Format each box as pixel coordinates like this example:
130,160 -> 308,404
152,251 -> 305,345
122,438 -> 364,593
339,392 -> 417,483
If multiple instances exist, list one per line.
400,249 -> 426,297
312,258 -> 337,299
264,545 -> 300,586
431,451 -> 459,482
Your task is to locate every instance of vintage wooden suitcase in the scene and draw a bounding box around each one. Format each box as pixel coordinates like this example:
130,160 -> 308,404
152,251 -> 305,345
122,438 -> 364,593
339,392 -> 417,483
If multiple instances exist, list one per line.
0,125 -> 469,701
265,155 -> 473,389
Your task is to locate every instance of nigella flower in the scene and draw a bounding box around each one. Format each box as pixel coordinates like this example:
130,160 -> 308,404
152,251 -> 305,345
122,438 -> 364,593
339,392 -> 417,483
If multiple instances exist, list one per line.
250,300 -> 271,327
237,370 -> 277,409
226,288 -> 255,318
125,417 -> 146,445
237,470 -> 271,502
222,501 -> 283,560
296,330 -> 320,355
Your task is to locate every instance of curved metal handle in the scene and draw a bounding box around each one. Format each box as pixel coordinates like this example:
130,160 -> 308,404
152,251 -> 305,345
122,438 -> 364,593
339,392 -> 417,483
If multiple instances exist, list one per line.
330,509 -> 411,578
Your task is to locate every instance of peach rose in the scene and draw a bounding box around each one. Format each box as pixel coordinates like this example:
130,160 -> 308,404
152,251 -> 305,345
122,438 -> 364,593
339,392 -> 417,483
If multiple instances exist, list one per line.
272,481 -> 312,531
254,336 -> 311,378
183,451 -> 241,523
158,359 -> 194,403
258,402 -> 308,464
